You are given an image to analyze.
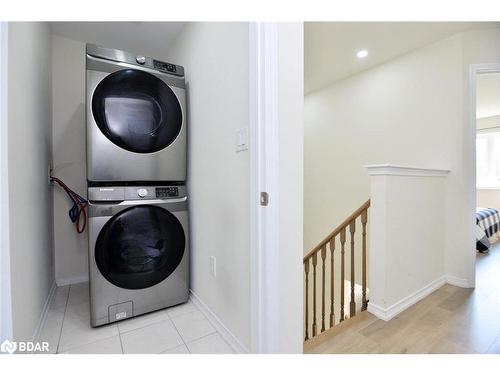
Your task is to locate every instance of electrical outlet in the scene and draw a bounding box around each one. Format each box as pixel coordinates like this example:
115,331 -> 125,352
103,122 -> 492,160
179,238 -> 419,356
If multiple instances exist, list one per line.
210,256 -> 217,277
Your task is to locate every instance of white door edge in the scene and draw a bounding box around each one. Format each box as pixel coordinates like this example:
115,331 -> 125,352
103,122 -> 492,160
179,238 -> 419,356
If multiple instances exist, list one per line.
0,21 -> 13,342
249,22 -> 280,354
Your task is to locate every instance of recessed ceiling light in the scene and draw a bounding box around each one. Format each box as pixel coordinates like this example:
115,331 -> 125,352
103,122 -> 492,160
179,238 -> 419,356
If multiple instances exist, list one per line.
356,49 -> 368,59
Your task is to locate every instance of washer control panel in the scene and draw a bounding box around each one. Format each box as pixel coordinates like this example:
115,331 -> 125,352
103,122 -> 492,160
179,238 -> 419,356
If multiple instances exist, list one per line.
89,185 -> 186,201
155,187 -> 179,198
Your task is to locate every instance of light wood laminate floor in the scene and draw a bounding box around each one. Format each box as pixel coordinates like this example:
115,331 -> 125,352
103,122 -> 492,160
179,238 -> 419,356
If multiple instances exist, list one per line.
307,244 -> 500,354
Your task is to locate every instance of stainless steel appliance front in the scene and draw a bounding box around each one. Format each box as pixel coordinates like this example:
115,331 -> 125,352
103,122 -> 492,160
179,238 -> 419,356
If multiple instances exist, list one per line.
88,185 -> 189,327
86,44 -> 187,182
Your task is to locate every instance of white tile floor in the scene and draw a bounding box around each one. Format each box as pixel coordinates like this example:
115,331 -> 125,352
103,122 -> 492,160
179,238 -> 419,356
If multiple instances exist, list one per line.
38,282 -> 235,354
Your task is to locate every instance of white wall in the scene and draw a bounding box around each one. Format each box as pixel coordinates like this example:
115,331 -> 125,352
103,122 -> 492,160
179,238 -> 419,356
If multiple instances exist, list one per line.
304,28 -> 500,288
7,22 -> 54,341
51,35 -> 88,285
166,23 -> 251,350
304,34 -> 462,253
477,189 -> 500,209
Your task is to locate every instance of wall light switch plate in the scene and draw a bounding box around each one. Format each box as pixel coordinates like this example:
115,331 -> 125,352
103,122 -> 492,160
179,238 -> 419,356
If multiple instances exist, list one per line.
235,128 -> 248,152
210,256 -> 217,277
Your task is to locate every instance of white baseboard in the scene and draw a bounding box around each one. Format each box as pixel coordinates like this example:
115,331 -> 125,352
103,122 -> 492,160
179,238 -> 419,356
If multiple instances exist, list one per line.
367,276 -> 447,321
189,289 -> 249,354
446,275 -> 473,288
56,274 -> 88,287
32,280 -> 56,342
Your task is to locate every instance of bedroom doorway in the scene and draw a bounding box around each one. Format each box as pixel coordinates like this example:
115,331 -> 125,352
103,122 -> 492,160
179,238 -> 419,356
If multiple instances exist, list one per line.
473,66 -> 500,288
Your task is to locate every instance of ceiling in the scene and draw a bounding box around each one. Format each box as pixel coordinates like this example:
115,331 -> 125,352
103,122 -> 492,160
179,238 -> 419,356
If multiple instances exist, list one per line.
477,73 -> 500,119
305,22 -> 498,94
50,22 -> 185,60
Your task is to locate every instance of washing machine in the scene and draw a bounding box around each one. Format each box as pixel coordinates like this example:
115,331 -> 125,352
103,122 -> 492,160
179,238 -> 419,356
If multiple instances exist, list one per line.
87,184 -> 189,327
86,44 -> 187,183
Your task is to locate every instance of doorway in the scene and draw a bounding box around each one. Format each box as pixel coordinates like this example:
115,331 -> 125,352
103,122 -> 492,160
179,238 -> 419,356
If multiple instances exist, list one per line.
471,65 -> 500,290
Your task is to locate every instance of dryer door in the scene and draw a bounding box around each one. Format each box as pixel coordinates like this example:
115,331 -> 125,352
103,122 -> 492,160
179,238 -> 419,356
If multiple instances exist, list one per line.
91,69 -> 183,154
95,205 -> 185,289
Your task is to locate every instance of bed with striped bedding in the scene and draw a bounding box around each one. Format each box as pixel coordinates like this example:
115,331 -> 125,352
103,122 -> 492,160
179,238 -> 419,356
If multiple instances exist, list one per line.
476,207 -> 500,252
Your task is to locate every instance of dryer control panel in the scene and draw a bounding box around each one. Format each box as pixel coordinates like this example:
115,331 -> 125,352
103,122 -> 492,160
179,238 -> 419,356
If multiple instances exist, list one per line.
86,44 -> 185,77
155,187 -> 179,198
153,60 -> 177,73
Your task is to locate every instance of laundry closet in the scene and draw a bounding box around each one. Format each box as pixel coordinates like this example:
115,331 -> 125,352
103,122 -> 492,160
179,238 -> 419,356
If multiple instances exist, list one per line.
46,23 -> 250,347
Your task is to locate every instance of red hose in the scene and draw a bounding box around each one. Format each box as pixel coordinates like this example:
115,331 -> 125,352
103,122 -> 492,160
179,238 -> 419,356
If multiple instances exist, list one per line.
50,176 -> 88,234
75,201 -> 88,234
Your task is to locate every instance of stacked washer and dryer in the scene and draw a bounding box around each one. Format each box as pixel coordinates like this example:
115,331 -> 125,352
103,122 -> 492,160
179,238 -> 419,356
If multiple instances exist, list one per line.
85,44 -> 189,327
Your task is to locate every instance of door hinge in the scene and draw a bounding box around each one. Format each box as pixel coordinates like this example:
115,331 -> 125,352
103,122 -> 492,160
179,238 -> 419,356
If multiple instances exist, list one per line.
260,192 -> 269,206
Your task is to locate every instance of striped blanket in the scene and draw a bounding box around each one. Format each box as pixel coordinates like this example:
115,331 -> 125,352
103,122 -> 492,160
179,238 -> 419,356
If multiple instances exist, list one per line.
476,207 -> 500,252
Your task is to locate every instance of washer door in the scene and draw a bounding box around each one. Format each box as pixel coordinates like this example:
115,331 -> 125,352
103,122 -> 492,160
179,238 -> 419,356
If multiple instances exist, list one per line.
92,69 -> 183,154
95,205 -> 185,290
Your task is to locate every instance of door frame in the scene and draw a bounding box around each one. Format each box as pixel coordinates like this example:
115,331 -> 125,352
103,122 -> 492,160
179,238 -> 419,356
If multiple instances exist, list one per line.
249,22 -> 280,353
468,63 -> 500,288
0,21 -> 13,342
249,22 -> 304,354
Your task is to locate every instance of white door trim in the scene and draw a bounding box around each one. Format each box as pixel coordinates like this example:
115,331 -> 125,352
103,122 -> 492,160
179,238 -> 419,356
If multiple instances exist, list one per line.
249,22 -> 280,353
0,21 -> 13,342
468,63 -> 500,288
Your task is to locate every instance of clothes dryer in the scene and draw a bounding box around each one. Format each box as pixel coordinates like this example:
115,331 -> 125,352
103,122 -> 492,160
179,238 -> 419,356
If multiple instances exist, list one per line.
86,44 -> 186,183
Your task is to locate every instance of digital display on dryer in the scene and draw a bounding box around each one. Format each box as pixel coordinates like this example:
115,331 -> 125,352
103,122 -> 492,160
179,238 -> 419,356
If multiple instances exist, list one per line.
156,187 -> 179,198
153,60 -> 177,73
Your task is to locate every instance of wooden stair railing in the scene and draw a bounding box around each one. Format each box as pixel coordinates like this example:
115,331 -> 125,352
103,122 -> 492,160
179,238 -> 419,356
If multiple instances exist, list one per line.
303,199 -> 370,342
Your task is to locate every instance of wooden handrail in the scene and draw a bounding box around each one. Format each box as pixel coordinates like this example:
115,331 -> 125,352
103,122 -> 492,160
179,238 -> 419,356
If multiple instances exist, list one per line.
304,199 -> 370,261
304,199 -> 370,342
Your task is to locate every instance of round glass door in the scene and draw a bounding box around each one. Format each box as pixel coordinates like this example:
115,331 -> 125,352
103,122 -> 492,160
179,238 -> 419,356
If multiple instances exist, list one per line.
95,205 -> 185,290
92,69 -> 182,154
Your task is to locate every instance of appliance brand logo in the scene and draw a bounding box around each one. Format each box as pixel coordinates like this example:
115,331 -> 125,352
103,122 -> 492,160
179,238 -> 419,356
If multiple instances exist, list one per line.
99,188 -> 115,191
101,208 -> 113,216
0,339 -> 49,354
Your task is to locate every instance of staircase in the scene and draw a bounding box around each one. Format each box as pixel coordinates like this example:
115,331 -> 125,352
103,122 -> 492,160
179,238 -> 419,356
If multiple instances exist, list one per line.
303,200 -> 370,344
304,310 -> 374,353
